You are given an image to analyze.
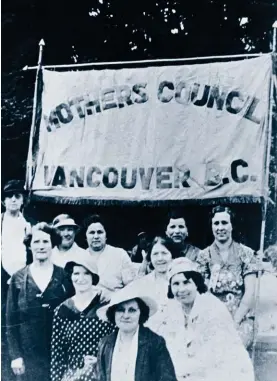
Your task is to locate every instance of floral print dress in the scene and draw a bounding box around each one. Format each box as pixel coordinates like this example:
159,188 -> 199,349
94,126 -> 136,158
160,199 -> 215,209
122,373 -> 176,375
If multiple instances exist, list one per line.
196,240 -> 260,347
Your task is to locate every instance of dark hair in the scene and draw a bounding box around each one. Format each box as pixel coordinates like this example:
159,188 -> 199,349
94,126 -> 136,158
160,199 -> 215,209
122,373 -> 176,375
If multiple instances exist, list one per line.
146,236 -> 176,268
83,214 -> 106,232
24,222 -> 61,248
166,209 -> 186,227
167,271 -> 207,298
210,206 -> 234,225
65,262 -> 99,286
106,297 -> 150,325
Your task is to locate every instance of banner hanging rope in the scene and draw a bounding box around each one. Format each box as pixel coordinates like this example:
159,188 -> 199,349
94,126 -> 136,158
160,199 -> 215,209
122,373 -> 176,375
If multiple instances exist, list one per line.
22,53 -> 265,71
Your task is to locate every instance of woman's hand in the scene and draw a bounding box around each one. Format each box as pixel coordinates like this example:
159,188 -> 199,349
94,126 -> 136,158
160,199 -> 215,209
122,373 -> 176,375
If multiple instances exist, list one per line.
83,355 -> 97,368
11,357 -> 25,376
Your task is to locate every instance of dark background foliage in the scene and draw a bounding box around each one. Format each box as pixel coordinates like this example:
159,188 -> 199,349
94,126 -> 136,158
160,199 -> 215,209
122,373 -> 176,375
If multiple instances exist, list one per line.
1,0 -> 277,248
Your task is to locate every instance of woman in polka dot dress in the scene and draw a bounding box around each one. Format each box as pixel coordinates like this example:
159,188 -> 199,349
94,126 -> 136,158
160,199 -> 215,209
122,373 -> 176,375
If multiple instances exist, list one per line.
50,258 -> 114,381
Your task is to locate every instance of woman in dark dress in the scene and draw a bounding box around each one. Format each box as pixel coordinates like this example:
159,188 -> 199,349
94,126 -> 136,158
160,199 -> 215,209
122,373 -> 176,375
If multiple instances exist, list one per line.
50,257 -> 114,381
6,223 -> 72,381
96,283 -> 177,381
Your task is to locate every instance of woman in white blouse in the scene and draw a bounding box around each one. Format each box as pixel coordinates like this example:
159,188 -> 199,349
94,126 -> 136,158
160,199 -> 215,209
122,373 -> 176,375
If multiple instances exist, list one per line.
165,257 -> 255,381
84,214 -> 137,302
132,236 -> 174,335
96,283 -> 177,381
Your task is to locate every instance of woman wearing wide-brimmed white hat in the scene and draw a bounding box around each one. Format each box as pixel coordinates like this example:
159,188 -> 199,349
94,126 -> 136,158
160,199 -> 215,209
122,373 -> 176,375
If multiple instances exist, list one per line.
164,257 -> 254,381
96,283 -> 177,381
50,256 -> 114,381
51,214 -> 88,268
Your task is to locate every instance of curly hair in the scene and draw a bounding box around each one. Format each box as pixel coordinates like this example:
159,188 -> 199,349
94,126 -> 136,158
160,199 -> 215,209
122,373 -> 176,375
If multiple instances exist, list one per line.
83,214 -> 106,232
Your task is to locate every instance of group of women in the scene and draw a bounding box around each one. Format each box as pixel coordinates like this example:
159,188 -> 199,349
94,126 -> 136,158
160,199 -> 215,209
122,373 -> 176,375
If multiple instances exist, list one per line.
2,179 -> 276,381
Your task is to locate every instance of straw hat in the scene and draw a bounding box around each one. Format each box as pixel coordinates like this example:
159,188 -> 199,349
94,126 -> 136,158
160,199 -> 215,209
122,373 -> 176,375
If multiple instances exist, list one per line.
52,214 -> 79,230
167,257 -> 199,281
97,282 -> 158,322
64,257 -> 99,285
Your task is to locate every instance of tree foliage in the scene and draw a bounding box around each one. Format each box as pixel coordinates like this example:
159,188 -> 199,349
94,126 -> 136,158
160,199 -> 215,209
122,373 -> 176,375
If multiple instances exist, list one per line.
2,0 -> 277,182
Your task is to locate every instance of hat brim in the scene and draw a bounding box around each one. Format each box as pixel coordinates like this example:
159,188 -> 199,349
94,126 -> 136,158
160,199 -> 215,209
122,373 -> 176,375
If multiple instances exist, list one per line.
2,189 -> 27,197
64,261 -> 99,285
54,222 -> 79,229
97,292 -> 158,322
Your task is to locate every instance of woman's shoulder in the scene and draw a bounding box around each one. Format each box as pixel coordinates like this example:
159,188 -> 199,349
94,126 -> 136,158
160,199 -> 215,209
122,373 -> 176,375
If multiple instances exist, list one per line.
10,265 -> 28,285
106,244 -> 128,256
54,297 -> 75,318
237,242 -> 254,255
195,246 -> 211,263
99,329 -> 117,350
53,264 -> 66,275
198,292 -> 231,318
139,326 -> 166,345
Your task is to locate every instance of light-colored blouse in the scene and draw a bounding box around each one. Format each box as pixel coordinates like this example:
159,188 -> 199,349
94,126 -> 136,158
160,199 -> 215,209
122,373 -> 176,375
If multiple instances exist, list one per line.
1,212 -> 30,276
86,244 -> 137,292
51,242 -> 88,268
156,292 -> 255,381
111,329 -> 139,381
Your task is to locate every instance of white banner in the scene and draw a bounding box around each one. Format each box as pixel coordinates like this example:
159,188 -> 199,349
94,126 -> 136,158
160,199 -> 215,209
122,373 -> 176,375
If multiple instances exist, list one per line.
28,55 -> 271,202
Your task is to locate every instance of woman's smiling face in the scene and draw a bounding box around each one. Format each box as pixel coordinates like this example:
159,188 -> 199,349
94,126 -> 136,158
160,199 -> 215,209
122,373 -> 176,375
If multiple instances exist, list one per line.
150,241 -> 172,274
170,272 -> 197,306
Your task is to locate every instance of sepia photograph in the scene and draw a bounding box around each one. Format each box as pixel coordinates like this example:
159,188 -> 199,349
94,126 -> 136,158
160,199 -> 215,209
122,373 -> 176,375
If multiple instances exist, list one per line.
1,1 -> 277,380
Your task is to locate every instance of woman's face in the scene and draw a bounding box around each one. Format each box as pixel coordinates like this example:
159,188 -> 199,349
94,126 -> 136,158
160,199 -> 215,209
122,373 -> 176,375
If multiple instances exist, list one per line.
150,241 -> 172,274
114,299 -> 141,333
166,218 -> 188,244
212,211 -> 233,244
86,222 -> 107,252
71,265 -> 93,293
4,193 -> 24,213
57,226 -> 76,249
30,230 -> 52,262
170,272 -> 197,306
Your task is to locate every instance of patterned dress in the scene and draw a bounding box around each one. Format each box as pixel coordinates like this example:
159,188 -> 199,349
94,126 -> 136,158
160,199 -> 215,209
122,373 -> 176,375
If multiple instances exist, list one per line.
51,294 -> 113,381
196,240 -> 260,347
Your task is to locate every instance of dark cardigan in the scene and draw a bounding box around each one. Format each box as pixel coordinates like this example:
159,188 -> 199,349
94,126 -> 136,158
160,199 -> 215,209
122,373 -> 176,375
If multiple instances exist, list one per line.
97,326 -> 178,381
6,265 -> 72,381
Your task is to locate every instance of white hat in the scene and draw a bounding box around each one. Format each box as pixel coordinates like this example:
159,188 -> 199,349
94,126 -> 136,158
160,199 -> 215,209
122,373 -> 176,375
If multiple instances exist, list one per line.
97,282 -> 158,322
167,257 -> 199,281
64,256 -> 99,285
53,216 -> 79,230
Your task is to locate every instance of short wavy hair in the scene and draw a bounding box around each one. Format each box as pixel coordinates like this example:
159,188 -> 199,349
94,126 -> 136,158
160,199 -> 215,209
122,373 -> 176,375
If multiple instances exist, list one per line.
167,271 -> 207,298
83,214 -> 106,232
210,205 -> 234,225
146,236 -> 176,269
24,222 -> 61,248
106,297 -> 150,326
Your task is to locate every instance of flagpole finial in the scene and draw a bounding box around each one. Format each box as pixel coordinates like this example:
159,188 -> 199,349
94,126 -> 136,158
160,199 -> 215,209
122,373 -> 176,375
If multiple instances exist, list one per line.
39,39 -> 45,46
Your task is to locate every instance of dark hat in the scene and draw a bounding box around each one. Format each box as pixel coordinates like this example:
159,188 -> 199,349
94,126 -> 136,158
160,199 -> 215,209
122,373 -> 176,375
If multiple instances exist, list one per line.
2,180 -> 27,196
137,231 -> 147,238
